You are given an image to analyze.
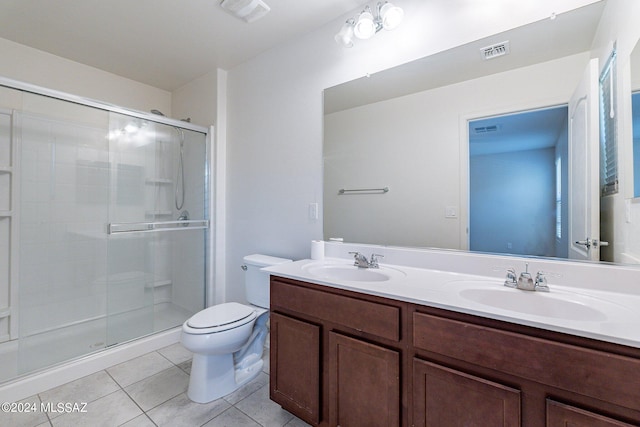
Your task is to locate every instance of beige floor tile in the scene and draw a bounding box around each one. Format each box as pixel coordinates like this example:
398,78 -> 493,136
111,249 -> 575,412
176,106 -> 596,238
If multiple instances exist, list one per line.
284,416 -> 313,427
158,343 -> 192,365
147,392 -> 230,427
176,358 -> 192,374
203,406 -> 261,427
107,351 -> 173,388
124,366 -> 189,411
39,371 -> 120,419
120,413 -> 156,427
223,372 -> 269,405
235,384 -> 294,427
50,390 -> 142,427
0,395 -> 49,427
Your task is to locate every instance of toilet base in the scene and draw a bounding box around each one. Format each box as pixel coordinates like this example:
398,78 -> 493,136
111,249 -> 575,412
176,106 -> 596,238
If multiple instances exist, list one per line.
187,352 -> 264,403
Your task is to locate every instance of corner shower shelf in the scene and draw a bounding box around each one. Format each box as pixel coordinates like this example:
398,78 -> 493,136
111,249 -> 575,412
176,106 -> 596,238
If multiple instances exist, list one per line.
0,211 -> 12,218
0,167 -> 12,174
145,178 -> 173,185
0,307 -> 11,319
145,279 -> 172,289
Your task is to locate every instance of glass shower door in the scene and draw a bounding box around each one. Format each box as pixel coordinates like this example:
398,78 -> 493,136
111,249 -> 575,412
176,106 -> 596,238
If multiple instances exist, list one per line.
17,94 -> 111,374
106,113 -> 207,345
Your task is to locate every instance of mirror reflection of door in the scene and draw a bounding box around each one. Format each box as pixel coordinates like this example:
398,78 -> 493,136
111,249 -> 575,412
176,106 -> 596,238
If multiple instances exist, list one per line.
568,58 -> 601,262
633,91 -> 640,197
468,106 -> 569,258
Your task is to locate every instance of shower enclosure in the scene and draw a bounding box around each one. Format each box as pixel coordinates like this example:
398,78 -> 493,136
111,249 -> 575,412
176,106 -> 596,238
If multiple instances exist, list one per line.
0,83 -> 209,383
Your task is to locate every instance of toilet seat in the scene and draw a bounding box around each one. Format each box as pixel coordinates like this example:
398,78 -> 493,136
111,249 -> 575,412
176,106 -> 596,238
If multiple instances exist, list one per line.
184,302 -> 257,334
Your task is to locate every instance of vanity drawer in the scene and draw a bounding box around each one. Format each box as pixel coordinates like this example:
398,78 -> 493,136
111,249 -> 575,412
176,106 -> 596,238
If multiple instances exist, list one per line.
413,311 -> 640,411
271,278 -> 401,341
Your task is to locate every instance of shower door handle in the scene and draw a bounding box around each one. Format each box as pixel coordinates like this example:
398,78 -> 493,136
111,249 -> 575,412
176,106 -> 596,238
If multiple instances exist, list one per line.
108,219 -> 209,234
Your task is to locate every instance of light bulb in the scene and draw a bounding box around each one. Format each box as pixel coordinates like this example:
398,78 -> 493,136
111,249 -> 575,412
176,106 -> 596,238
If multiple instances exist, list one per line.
380,2 -> 404,30
354,9 -> 376,39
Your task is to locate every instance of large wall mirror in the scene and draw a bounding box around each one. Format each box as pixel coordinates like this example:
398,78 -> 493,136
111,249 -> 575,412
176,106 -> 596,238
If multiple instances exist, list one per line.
632,37 -> 640,198
323,0 -> 640,265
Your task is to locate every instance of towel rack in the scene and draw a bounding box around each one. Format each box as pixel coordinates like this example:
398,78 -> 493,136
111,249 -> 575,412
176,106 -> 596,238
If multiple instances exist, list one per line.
108,219 -> 209,234
338,187 -> 389,195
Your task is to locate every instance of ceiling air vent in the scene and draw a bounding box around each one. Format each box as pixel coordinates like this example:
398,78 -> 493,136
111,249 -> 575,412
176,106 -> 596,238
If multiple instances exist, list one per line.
480,41 -> 510,60
473,125 -> 500,134
220,0 -> 270,23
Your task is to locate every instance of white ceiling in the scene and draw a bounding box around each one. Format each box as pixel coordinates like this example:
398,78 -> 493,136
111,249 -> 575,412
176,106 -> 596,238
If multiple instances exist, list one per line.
0,0 -> 368,91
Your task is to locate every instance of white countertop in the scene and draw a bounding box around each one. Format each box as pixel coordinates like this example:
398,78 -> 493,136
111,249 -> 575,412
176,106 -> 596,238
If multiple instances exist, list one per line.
264,257 -> 640,349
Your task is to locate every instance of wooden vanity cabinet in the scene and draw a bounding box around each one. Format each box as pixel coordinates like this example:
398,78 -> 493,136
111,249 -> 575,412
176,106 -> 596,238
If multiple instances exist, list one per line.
412,358 -> 521,427
270,277 -> 407,427
546,400 -> 637,427
412,306 -> 640,427
270,276 -> 640,427
328,332 -> 401,426
270,311 -> 321,424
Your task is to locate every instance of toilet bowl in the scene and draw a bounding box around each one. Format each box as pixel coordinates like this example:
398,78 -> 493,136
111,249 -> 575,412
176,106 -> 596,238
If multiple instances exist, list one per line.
181,254 -> 291,403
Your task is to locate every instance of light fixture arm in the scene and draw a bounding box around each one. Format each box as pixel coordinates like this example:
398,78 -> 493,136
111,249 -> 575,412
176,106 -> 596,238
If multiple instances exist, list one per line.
372,3 -> 386,34
334,1 -> 404,47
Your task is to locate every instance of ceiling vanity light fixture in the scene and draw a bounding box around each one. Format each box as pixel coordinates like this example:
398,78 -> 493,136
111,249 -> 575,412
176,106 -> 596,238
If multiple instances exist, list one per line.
335,1 -> 404,48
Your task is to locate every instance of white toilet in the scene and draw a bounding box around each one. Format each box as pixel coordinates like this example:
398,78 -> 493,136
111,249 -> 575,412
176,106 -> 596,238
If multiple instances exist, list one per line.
181,254 -> 292,403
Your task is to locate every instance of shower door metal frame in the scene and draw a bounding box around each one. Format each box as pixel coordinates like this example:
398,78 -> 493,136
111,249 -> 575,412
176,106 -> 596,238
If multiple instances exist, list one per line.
0,75 -> 212,342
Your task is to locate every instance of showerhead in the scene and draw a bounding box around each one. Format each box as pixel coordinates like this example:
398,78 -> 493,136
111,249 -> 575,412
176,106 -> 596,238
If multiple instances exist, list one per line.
150,109 -> 165,116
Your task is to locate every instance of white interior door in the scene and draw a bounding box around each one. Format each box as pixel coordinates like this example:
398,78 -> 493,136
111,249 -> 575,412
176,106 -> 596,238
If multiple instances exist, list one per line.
568,58 -> 600,261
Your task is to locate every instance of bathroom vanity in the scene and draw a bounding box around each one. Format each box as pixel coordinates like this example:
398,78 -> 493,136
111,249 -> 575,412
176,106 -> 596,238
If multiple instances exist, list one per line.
266,256 -> 640,427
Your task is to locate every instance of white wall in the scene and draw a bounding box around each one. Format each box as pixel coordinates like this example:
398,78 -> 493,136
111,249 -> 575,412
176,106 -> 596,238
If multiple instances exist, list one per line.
171,69 -> 218,127
0,38 -> 171,114
224,0 -> 599,303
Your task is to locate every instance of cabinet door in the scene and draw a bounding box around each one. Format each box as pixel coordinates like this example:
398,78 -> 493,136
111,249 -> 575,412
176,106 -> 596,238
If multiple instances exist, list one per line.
413,358 -> 521,427
547,400 -> 636,427
270,312 -> 321,426
329,332 -> 400,427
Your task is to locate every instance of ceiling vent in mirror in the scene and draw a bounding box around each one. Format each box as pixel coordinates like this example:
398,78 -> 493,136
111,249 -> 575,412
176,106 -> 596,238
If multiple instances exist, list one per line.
480,41 -> 510,60
473,125 -> 500,134
220,0 -> 270,23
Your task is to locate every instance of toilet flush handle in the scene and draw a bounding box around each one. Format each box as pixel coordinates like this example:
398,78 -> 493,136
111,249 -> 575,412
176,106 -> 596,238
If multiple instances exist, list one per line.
241,265 -> 248,271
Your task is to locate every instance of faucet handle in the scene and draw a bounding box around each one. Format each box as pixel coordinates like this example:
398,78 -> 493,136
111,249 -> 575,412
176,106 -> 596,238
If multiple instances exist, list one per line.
535,272 -> 550,292
504,268 -> 517,288
348,251 -> 367,267
369,254 -> 384,268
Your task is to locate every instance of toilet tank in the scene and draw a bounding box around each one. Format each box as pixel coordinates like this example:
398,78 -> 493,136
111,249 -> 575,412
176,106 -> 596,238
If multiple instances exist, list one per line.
243,254 -> 292,308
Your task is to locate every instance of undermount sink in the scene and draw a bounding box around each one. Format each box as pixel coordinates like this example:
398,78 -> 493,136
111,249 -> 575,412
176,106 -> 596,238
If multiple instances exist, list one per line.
303,262 -> 406,283
444,281 -> 612,322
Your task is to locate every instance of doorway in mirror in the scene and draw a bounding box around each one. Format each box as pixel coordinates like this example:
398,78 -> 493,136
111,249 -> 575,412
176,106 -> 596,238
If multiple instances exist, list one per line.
468,106 -> 569,258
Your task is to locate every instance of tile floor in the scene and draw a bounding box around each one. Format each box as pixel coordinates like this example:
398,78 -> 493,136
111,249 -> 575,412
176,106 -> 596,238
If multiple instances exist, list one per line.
1,343 -> 311,427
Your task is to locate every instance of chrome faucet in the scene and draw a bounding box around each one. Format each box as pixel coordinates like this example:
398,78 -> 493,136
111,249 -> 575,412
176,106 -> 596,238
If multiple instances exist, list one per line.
504,268 -> 517,288
349,252 -> 384,269
534,272 -> 550,292
504,263 -> 550,292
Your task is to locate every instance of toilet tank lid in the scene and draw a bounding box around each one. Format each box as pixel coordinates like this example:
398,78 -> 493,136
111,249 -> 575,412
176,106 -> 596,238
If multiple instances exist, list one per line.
243,254 -> 292,267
